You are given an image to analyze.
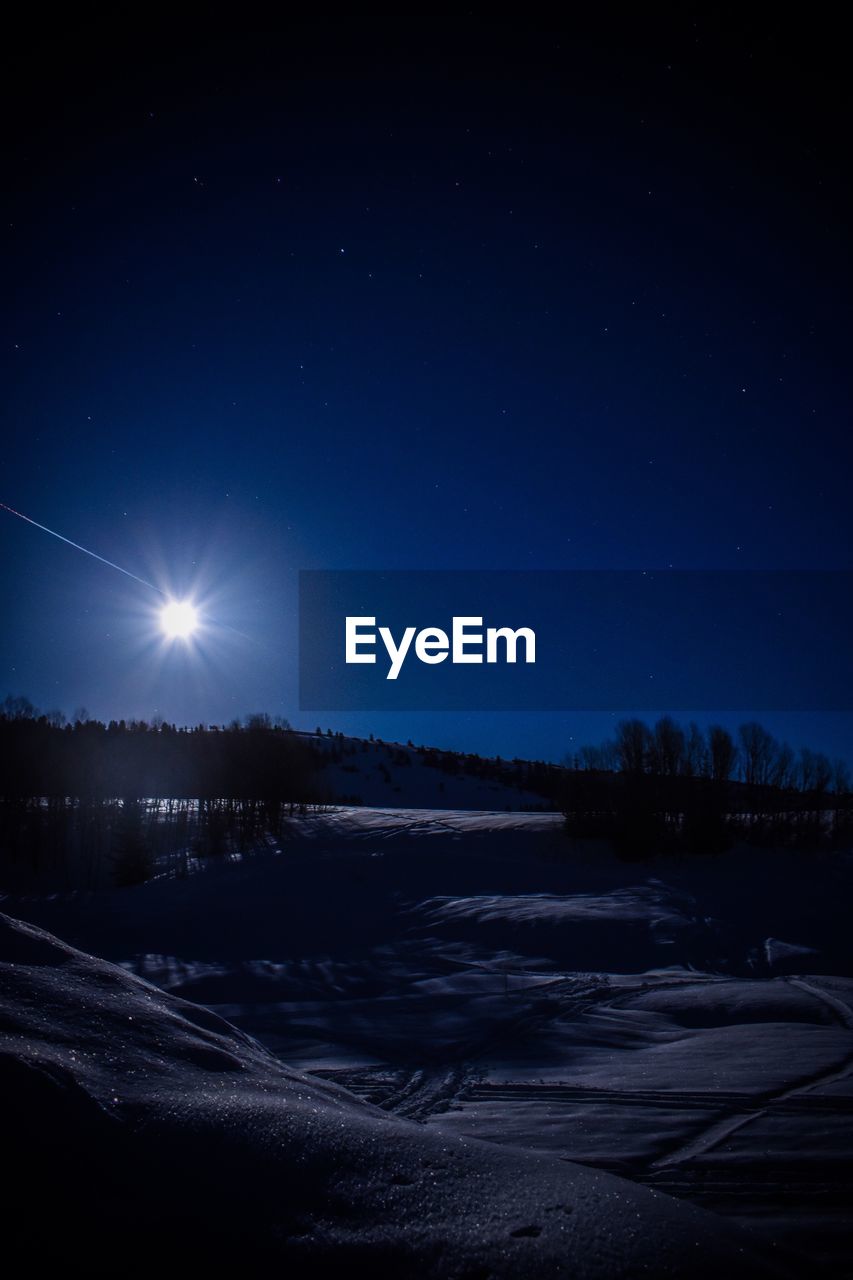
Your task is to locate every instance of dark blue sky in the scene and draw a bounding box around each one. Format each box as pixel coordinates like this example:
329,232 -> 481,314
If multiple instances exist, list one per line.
1,16 -> 850,762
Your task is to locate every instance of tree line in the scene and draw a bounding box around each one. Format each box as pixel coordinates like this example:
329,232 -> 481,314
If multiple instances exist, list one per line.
562,717 -> 851,857
1,699 -> 849,884
0,700 -> 323,890
569,717 -> 849,793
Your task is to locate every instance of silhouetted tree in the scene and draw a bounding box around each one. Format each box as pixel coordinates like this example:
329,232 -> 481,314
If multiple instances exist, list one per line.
0,706 -> 322,890
614,719 -> 651,775
111,798 -> 154,886
649,717 -> 685,777
562,714 -> 850,858
708,725 -> 737,783
738,722 -> 776,786
770,742 -> 796,790
683,722 -> 708,777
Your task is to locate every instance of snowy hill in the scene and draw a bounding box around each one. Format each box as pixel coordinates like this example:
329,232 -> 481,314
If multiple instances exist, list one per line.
298,731 -> 556,809
0,910 -> 794,1277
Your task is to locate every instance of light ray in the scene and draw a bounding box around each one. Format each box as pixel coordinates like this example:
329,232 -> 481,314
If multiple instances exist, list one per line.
1,499 -> 263,647
0,500 -> 164,596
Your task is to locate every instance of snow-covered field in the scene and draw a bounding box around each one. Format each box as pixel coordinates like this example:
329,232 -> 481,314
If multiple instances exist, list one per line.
5,807 -> 853,1274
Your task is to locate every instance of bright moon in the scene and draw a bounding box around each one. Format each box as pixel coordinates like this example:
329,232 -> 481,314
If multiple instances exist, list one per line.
160,600 -> 199,639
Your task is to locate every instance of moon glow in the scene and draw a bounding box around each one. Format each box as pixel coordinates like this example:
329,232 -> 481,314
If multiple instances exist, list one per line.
160,600 -> 199,640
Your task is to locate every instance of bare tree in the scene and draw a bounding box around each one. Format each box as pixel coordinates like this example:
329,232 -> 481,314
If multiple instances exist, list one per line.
770,742 -> 795,790
683,722 -> 708,777
2,694 -> 36,720
813,752 -> 833,795
577,742 -> 616,771
798,747 -> 816,792
615,719 -> 651,775
708,725 -> 737,782
833,758 -> 851,796
649,716 -> 685,776
738,722 -> 776,786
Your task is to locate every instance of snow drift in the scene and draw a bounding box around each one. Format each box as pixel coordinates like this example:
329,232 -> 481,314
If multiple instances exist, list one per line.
0,910 -> 794,1277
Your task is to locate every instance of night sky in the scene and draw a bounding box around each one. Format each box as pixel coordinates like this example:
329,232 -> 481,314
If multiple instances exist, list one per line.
2,16 -> 850,763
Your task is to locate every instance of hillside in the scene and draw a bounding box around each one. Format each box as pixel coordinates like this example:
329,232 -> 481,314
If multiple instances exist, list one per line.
299,731 -> 557,810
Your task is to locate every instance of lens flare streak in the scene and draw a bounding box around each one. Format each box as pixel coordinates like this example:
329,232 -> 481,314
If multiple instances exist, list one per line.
0,500 -> 163,596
